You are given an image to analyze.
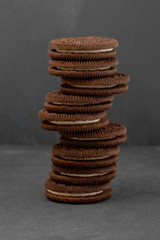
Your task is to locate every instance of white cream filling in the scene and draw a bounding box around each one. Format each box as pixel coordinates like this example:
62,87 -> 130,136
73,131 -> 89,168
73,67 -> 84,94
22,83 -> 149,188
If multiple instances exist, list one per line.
60,172 -> 108,177
67,136 -> 116,140
56,48 -> 113,53
69,84 -> 117,89
47,189 -> 103,197
51,101 -> 91,106
57,67 -> 110,71
49,119 -> 100,125
61,155 -> 109,161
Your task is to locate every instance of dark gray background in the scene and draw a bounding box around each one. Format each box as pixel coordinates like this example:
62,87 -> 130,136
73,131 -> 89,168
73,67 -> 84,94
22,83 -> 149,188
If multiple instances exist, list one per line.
0,0 -> 160,145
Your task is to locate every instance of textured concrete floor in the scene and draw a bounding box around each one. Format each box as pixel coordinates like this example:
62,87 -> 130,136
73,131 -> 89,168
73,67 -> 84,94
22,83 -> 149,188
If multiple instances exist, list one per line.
0,145 -> 160,240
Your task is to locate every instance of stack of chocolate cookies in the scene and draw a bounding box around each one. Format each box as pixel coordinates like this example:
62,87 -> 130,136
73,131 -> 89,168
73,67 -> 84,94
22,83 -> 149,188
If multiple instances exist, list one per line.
38,37 -> 129,204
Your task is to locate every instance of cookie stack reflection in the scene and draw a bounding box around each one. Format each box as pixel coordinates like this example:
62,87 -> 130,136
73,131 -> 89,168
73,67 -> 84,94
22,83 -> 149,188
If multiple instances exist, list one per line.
38,37 -> 129,204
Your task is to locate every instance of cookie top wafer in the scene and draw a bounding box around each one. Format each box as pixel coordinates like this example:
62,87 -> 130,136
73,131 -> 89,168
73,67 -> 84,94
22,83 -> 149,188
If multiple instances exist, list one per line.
60,123 -> 127,147
45,178 -> 112,203
48,58 -> 118,78
52,143 -> 119,161
51,154 -> 118,168
38,109 -> 106,124
49,58 -> 118,70
60,73 -> 129,96
49,36 -> 118,51
44,91 -> 114,113
45,91 -> 114,105
60,83 -> 128,96
45,178 -> 110,193
49,66 -> 117,78
62,73 -> 129,87
40,118 -> 108,134
49,163 -> 117,185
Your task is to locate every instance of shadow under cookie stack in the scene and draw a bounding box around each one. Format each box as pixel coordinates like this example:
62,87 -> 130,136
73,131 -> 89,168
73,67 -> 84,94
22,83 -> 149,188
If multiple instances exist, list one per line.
38,37 -> 129,204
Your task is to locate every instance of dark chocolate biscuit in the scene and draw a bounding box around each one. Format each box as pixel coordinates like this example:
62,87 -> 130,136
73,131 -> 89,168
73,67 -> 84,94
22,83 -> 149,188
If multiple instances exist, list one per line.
38,109 -> 106,122
49,58 -> 118,70
52,144 -> 119,161
45,178 -> 112,203
60,83 -> 128,96
48,58 -> 118,78
49,162 -> 117,185
38,109 -> 107,133
49,67 -> 117,78
60,123 -> 127,147
44,91 -> 114,113
44,101 -> 113,113
61,73 -> 129,86
40,118 -> 109,134
49,36 -> 118,51
51,155 -> 118,168
48,49 -> 116,61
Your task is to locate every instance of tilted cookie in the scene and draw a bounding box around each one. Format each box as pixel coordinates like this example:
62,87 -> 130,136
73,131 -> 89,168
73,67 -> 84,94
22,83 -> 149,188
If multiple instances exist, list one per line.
60,73 -> 129,96
60,123 -> 127,147
38,109 -> 108,133
44,91 -> 114,113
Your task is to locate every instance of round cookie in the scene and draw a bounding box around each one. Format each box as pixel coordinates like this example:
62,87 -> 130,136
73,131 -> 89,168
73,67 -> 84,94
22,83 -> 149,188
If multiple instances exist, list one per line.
60,123 -> 127,147
52,144 -> 119,161
49,162 -> 117,185
40,118 -> 108,134
48,49 -> 116,61
60,73 -> 129,96
38,109 -> 106,123
49,66 -> 117,78
61,73 -> 129,87
49,36 -> 118,51
44,91 -> 114,113
60,83 -> 128,96
51,155 -> 118,169
38,109 -> 107,133
45,178 -> 112,204
48,58 -> 118,78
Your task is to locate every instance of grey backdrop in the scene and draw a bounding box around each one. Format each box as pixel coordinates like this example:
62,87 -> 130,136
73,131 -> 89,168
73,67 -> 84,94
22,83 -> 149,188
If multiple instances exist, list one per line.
0,0 -> 160,145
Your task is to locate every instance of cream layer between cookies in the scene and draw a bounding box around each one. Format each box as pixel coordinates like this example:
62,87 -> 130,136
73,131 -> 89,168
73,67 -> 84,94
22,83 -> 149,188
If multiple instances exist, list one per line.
49,119 -> 100,125
47,189 -> 103,197
51,101 -> 104,106
67,136 -> 116,140
60,172 -> 109,177
69,84 -> 117,89
61,155 -> 110,161
57,67 -> 110,71
56,48 -> 113,53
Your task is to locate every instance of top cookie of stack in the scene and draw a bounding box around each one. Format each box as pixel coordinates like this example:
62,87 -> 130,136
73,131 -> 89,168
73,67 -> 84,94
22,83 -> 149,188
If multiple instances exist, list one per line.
48,36 -> 118,79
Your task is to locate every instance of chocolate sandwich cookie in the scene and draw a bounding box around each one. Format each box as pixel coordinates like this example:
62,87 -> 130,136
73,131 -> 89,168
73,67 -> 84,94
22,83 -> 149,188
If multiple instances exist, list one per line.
62,73 -> 129,87
51,154 -> 118,169
48,49 -> 116,61
52,144 -> 119,161
38,109 -> 108,133
49,162 -> 117,185
60,123 -> 127,148
48,58 -> 118,78
44,91 -> 114,113
60,73 -> 129,96
45,178 -> 112,203
49,36 -> 118,61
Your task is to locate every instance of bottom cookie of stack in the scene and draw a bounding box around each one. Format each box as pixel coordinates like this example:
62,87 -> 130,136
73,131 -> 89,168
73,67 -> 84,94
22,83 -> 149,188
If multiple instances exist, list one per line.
45,179 -> 112,204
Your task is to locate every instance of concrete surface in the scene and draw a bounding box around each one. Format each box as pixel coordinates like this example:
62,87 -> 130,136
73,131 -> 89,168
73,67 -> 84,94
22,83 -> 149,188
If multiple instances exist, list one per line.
0,145 -> 160,240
